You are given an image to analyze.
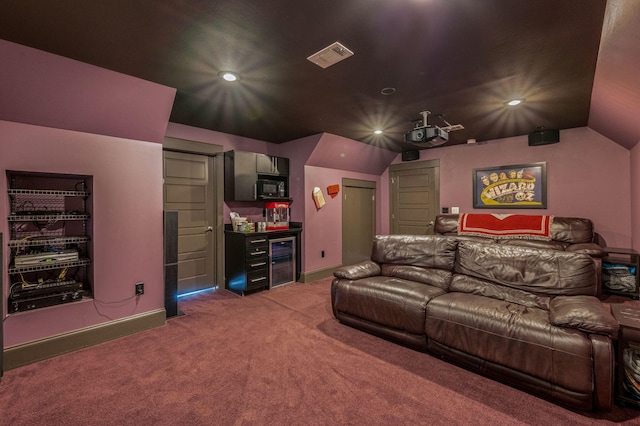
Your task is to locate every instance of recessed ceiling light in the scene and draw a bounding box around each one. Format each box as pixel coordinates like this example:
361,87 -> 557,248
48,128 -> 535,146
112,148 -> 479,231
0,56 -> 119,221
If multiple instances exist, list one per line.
219,71 -> 240,82
373,129 -> 383,135
507,99 -> 523,106
380,87 -> 396,96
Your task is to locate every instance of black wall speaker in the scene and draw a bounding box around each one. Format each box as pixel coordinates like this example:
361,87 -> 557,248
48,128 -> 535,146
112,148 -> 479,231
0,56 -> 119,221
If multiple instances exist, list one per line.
528,129 -> 559,146
163,211 -> 180,318
402,150 -> 420,161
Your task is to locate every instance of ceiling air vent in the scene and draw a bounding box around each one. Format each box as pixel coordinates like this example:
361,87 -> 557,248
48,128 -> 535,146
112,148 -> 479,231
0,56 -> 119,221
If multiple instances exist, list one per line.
307,42 -> 354,69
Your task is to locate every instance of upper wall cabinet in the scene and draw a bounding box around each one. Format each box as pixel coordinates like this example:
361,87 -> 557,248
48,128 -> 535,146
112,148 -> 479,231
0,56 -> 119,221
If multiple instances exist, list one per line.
225,150 -> 257,201
225,151 -> 290,202
256,154 -> 289,176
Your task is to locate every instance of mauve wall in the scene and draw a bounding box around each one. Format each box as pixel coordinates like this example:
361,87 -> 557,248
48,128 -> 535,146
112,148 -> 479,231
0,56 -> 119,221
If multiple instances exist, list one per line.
169,121 -> 636,272
165,126 -> 396,273
399,127 -> 632,247
307,134 -> 398,175
304,166 -> 382,273
273,135 -> 319,225
1,121 -> 164,347
632,144 -> 640,250
0,40 -> 175,143
0,41 -> 174,348
2,38 -> 637,351
588,0 -> 640,151
166,123 -> 283,225
303,134 -> 396,272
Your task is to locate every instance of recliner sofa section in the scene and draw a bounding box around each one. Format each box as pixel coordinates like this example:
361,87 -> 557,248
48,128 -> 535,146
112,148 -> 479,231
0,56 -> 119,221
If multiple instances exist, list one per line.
331,235 -> 457,349
331,234 -> 619,411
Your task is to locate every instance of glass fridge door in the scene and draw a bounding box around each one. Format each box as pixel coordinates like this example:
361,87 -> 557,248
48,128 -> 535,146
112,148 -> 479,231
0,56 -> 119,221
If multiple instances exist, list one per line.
269,237 -> 296,288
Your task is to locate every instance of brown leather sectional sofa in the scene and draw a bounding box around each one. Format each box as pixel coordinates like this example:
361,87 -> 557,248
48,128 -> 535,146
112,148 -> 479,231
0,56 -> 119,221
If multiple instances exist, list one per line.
331,234 -> 619,411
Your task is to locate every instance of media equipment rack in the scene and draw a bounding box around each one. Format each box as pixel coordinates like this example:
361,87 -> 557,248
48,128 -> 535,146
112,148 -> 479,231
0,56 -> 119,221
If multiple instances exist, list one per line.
6,171 -> 93,313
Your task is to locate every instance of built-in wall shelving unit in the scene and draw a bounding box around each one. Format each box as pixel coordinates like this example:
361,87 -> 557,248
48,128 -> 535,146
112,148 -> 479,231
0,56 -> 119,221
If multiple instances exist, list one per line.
6,171 -> 93,314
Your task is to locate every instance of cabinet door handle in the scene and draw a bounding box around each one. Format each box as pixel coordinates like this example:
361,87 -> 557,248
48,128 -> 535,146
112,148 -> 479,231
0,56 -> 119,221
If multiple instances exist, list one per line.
251,250 -> 267,256
250,239 -> 267,244
250,262 -> 267,267
250,276 -> 267,283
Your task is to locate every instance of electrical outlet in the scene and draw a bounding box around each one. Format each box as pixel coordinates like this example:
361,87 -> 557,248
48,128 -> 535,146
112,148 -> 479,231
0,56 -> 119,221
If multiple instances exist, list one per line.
135,282 -> 144,296
451,207 -> 460,214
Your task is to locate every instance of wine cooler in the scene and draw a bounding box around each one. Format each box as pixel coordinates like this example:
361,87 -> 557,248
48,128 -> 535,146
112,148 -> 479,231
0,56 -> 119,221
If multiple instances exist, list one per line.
269,236 -> 296,288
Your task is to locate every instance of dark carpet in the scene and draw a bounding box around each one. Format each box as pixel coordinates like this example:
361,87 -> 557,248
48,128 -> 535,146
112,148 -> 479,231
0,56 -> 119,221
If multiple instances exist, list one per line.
2,278 -> 640,425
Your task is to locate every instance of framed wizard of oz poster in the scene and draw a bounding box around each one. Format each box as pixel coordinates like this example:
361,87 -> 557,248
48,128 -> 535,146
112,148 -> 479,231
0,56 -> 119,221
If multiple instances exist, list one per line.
472,162 -> 547,209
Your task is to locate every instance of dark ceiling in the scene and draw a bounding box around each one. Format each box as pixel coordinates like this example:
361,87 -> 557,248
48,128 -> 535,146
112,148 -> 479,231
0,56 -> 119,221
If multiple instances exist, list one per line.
0,0 -> 615,151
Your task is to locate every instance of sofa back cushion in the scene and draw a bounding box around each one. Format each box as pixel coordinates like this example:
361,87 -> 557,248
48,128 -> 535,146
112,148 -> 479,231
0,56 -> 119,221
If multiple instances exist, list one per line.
454,241 -> 597,296
434,214 -> 595,244
434,214 -> 461,235
550,216 -> 595,244
450,274 -> 551,310
371,235 -> 458,271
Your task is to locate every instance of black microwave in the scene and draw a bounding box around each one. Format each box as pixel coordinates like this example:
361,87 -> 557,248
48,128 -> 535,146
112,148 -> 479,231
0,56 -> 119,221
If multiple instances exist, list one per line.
256,179 -> 286,199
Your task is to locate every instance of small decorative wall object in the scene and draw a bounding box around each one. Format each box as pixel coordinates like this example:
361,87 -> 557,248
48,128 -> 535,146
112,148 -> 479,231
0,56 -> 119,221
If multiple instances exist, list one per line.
312,187 -> 326,209
327,184 -> 340,198
472,162 -> 547,209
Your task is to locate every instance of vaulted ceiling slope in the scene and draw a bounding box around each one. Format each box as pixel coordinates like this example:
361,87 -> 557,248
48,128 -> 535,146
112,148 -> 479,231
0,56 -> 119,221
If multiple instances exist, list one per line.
589,0 -> 640,150
1,0 -> 639,151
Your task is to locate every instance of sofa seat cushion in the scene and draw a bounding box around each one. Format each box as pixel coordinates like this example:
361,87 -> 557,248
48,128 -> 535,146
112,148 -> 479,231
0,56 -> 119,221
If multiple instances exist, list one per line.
332,276 -> 446,336
426,292 -> 594,394
381,264 -> 453,291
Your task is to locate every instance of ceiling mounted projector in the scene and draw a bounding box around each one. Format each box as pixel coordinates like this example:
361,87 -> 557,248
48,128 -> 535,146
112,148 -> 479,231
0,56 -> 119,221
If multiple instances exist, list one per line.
405,126 -> 449,143
404,111 -> 464,148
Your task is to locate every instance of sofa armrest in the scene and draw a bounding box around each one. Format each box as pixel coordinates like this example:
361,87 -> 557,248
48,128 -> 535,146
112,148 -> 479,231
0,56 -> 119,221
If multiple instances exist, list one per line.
566,242 -> 605,258
550,295 -> 619,336
333,260 -> 381,280
589,334 -> 615,410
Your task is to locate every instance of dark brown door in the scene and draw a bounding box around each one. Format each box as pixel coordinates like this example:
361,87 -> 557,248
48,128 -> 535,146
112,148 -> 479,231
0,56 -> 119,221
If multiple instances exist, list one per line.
163,151 -> 216,294
342,179 -> 376,266
389,160 -> 439,235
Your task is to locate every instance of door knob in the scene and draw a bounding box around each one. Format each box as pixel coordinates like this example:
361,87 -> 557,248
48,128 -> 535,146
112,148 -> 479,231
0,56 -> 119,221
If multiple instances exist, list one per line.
205,226 -> 213,233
